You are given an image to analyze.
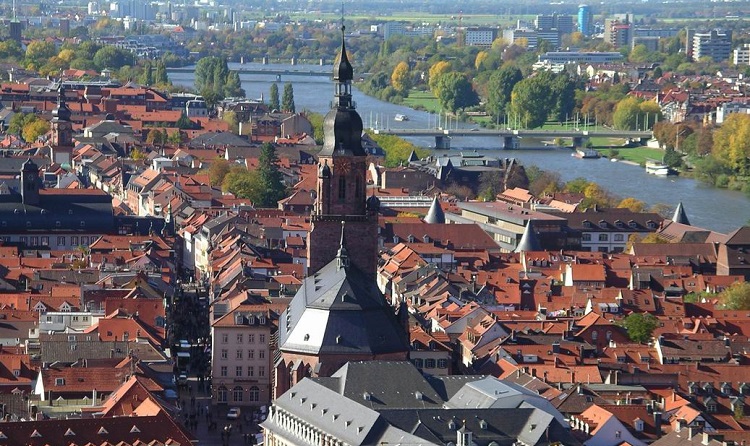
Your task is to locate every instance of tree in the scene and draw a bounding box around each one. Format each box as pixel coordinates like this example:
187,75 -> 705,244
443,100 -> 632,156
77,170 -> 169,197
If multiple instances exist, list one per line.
0,40 -> 24,61
222,168 -> 260,199
207,159 -> 232,187
478,171 -> 503,201
719,282 -> 750,310
434,73 -> 478,113
93,46 -> 131,70
428,61 -> 451,96
712,114 -> 750,176
22,119 -> 49,143
224,71 -> 244,98
222,111 -> 239,133
24,41 -> 57,69
154,61 -> 169,85
176,112 -> 195,130
475,51 -> 489,70
391,61 -> 411,95
612,97 -> 642,130
146,128 -> 165,145
7,113 -> 37,136
140,61 -> 153,85
269,83 -> 280,111
282,83 -> 296,113
486,66 -> 523,121
194,56 -> 243,103
621,313 -> 658,343
254,142 -> 287,207
617,197 -> 646,212
510,76 -> 551,129
550,73 -> 577,123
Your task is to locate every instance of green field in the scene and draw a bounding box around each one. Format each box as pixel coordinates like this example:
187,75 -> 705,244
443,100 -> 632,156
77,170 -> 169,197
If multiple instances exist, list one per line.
596,146 -> 666,165
403,90 -> 442,114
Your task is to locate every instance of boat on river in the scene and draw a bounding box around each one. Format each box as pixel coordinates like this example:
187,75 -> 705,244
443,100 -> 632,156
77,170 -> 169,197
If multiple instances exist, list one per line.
574,148 -> 601,159
645,160 -> 673,176
394,114 -> 409,122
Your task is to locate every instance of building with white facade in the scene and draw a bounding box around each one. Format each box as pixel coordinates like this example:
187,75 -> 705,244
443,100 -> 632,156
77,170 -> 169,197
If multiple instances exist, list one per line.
690,30 -> 732,62
734,43 -> 750,66
464,27 -> 498,47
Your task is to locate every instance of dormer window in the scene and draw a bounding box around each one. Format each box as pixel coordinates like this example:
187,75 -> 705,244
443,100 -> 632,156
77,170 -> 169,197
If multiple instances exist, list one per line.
599,220 -> 607,229
628,220 -> 637,229
55,378 -> 65,386
583,220 -> 592,228
646,220 -> 656,229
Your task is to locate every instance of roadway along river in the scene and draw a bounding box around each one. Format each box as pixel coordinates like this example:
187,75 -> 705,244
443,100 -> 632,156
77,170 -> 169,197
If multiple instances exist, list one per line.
168,63 -> 749,234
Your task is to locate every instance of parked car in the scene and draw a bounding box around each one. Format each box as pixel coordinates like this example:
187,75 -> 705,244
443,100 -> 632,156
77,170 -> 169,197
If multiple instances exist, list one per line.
227,407 -> 241,420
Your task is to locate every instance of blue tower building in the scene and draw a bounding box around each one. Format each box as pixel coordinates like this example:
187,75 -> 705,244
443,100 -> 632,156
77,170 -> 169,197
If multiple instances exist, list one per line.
578,4 -> 592,36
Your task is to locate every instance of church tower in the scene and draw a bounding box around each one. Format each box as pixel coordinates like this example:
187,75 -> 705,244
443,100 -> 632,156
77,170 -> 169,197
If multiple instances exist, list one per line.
274,25 -> 407,399
50,85 -> 73,148
307,24 -> 379,278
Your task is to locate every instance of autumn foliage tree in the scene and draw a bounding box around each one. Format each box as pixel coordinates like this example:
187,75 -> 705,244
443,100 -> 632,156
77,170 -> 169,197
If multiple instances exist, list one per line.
390,61 -> 411,95
428,61 -> 451,96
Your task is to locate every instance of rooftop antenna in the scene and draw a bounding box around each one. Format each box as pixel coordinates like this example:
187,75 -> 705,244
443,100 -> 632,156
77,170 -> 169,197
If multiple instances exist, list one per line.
12,0 -> 17,21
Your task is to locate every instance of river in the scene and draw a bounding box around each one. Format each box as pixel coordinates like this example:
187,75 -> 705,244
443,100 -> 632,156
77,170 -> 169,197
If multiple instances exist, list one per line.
168,62 -> 749,234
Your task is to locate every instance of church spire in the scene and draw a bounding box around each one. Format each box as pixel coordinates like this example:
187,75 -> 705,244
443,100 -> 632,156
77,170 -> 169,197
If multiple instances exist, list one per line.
320,20 -> 364,157
672,202 -> 690,225
336,221 -> 349,269
424,196 -> 446,224
515,220 -> 541,253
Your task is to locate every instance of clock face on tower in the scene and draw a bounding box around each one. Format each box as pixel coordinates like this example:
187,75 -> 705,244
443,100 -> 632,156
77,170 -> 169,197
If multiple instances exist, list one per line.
335,158 -> 351,176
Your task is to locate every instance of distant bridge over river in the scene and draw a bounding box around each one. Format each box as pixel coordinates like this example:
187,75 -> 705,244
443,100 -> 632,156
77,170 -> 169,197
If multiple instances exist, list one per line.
167,67 -> 331,78
371,128 -> 654,149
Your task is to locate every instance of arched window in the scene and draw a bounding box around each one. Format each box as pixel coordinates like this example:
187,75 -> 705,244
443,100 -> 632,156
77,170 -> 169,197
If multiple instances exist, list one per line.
249,386 -> 260,402
338,177 -> 346,200
217,386 -> 227,403
233,386 -> 243,402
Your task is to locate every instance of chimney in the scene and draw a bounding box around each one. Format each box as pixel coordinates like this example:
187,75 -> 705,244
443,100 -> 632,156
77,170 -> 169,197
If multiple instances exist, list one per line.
571,371 -> 576,383
688,427 -> 696,439
703,432 -> 711,445
653,412 -> 662,438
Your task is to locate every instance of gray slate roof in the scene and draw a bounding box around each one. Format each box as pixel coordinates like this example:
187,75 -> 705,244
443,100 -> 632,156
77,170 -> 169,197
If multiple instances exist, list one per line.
672,202 -> 690,225
424,196 -> 446,224
515,220 -> 541,253
278,257 -> 409,356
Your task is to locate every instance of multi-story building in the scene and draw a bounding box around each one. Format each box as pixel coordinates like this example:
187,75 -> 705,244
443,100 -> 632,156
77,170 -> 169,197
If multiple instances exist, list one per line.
464,27 -> 498,47
554,208 -> 664,253
733,43 -> 750,65
578,4 -> 593,36
210,304 -> 277,407
604,17 -> 632,49
446,201 -> 568,252
539,51 -> 624,64
503,28 -> 538,49
689,29 -> 732,62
